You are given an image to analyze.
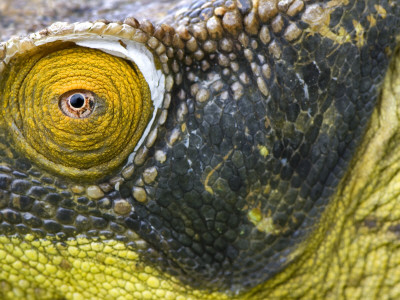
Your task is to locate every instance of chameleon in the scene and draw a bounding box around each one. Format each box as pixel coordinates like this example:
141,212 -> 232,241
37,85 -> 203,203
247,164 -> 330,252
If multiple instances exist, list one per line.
0,0 -> 400,299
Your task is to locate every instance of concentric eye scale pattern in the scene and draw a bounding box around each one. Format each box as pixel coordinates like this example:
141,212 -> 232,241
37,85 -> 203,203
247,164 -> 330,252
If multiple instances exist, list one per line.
0,0 -> 400,299
59,90 -> 95,119
1,44 -> 159,180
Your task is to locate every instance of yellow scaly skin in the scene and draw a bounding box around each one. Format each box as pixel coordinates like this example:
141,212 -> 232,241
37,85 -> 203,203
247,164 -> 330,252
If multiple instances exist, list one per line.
1,0 -> 400,299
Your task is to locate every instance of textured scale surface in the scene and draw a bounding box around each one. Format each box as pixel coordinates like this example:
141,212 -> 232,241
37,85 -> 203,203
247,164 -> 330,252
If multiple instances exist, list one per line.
1,0 -> 400,299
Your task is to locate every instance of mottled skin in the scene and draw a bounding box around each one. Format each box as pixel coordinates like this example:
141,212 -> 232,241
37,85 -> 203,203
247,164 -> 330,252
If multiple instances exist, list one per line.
1,0 -> 400,299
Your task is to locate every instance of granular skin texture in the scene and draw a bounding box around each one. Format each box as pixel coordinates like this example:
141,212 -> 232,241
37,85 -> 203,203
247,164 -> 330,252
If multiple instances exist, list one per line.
0,0 -> 400,299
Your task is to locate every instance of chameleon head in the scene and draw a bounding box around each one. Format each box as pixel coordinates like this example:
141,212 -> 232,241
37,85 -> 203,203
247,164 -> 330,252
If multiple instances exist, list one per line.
1,2 -> 400,299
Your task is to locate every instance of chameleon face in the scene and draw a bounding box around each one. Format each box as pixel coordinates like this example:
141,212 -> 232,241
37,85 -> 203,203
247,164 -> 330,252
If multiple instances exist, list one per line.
0,0 -> 400,299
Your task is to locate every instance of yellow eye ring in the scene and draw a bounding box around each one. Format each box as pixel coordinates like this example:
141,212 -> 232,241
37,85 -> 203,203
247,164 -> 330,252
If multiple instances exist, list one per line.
1,45 -> 153,181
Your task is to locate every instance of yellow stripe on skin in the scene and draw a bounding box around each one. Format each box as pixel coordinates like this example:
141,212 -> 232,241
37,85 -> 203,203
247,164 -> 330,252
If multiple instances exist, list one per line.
204,148 -> 234,195
0,235 -> 229,300
1,46 -> 153,181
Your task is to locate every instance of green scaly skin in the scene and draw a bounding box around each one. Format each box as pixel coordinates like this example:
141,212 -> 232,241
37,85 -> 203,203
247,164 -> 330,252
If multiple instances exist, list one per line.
1,0 -> 400,299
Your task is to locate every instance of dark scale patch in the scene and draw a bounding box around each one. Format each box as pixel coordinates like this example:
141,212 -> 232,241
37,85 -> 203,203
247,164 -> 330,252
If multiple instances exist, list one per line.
22,212 -> 42,228
27,185 -> 48,199
10,179 -> 32,194
0,190 -> 10,209
99,230 -> 114,239
340,12 -> 356,34
10,194 -> 34,211
0,166 -> 12,173
281,46 -> 298,66
28,169 -> 41,177
31,201 -> 54,218
63,225 -> 77,237
87,201 -> 96,209
90,216 -> 108,229
302,62 -> 320,86
56,208 -> 76,225
75,215 -> 91,232
75,205 -> 88,214
15,223 -> 30,234
43,219 -> 62,233
110,222 -> 125,233
77,196 -> 89,204
116,235 -> 128,242
61,198 -> 76,209
1,208 -> 22,224
329,6 -> 344,27
0,222 -> 15,235
45,193 -> 63,206
0,174 -> 12,190
15,158 -> 32,171
103,213 -> 117,222
54,180 -> 68,190
41,177 -> 54,184
12,171 -> 28,178
31,228 -> 46,238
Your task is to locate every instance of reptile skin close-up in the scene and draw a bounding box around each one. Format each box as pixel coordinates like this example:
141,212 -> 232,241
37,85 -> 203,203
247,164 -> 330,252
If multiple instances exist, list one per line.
1,0 -> 400,299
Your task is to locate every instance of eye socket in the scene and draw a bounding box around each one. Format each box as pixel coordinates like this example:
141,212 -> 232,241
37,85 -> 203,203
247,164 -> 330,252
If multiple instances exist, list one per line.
1,45 -> 156,180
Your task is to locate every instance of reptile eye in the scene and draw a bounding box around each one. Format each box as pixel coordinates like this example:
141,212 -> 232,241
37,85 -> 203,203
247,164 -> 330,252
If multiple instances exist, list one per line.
60,90 -> 95,118
0,33 -> 165,181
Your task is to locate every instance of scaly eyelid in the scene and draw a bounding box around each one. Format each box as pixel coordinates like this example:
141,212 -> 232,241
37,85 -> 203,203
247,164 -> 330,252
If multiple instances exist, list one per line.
0,21 -> 172,181
75,37 -> 166,153
34,35 -> 166,154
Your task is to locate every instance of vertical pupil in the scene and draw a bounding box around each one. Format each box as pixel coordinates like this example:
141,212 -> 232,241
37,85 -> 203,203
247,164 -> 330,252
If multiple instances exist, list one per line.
69,94 -> 85,108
